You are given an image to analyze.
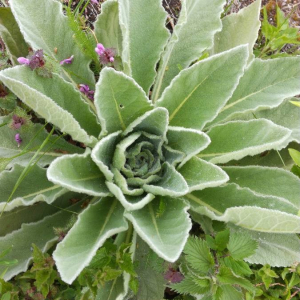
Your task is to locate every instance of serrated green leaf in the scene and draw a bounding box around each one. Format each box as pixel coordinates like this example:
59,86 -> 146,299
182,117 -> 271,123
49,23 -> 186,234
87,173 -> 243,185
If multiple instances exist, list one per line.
0,164 -> 66,212
95,68 -> 152,135
223,256 -> 252,277
184,236 -> 214,274
215,229 -> 230,252
125,196 -> 191,262
223,166 -> 300,209
47,151 -> 110,197
10,0 -> 94,85
166,127 -> 210,167
218,285 -> 244,300
0,7 -> 28,65
94,0 -> 122,56
217,266 -> 255,293
199,119 -> 291,164
0,201 -> 82,281
53,198 -> 128,284
179,157 -> 228,192
156,46 -> 248,130
0,67 -> 97,146
208,57 -> 300,126
171,275 -> 210,295
227,232 -> 258,260
118,0 -> 169,93
152,0 -> 226,101
212,0 -> 261,62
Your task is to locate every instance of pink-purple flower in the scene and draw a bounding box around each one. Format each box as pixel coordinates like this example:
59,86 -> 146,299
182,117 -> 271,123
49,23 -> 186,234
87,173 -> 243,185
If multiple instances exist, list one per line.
11,115 -> 26,130
60,55 -> 74,65
91,0 -> 99,4
15,134 -> 22,147
18,50 -> 45,70
164,267 -> 184,283
79,84 -> 95,100
95,43 -> 115,64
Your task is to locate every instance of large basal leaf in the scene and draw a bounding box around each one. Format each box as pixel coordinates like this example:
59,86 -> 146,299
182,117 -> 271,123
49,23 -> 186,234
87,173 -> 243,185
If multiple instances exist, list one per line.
223,166 -> 300,208
212,0 -> 261,62
199,119 -> 291,164
95,68 -> 152,135
0,7 -> 28,65
10,0 -> 95,86
47,151 -> 110,197
0,164 -> 66,212
152,0 -> 226,101
178,157 -> 229,192
94,0 -> 122,56
125,196 -> 191,262
118,0 -> 169,93
0,201 -> 82,281
96,276 -> 126,300
0,123 -> 83,170
0,191 -> 81,237
208,57 -> 300,126
0,67 -> 97,146
0,66 -> 100,138
229,225 -> 300,267
53,198 -> 128,284
255,98 -> 300,146
166,127 -> 210,167
156,46 -> 248,130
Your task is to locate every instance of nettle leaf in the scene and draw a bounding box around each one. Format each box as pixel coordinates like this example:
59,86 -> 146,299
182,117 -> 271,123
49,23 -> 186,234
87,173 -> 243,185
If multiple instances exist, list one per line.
47,150 -> 110,197
0,123 -> 82,170
10,0 -> 95,86
118,0 -> 169,93
0,66 -> 101,138
0,201 -> 82,281
187,183 -> 300,232
199,119 -> 291,164
0,7 -> 28,65
53,198 -> 128,284
184,236 -> 214,274
212,0 -> 261,62
0,67 -> 97,146
217,266 -> 255,293
0,164 -> 66,212
125,196 -> 191,262
152,0 -> 226,101
95,68 -> 152,135
208,57 -> 300,126
223,166 -> 300,209
223,257 -> 252,277
178,157 -> 229,192
166,127 -> 210,167
94,0 -> 122,56
227,232 -> 258,260
156,46 -> 248,130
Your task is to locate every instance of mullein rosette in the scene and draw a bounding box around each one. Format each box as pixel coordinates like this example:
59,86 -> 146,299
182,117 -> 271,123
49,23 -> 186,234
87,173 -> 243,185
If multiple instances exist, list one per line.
0,0 -> 300,297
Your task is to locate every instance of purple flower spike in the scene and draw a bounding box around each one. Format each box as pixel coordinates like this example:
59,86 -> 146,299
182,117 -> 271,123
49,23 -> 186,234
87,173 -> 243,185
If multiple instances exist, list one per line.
15,133 -> 22,147
17,57 -> 30,65
28,49 -> 45,70
164,267 -> 184,283
91,0 -> 98,4
95,43 -> 105,56
60,55 -> 74,65
79,84 -> 95,101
